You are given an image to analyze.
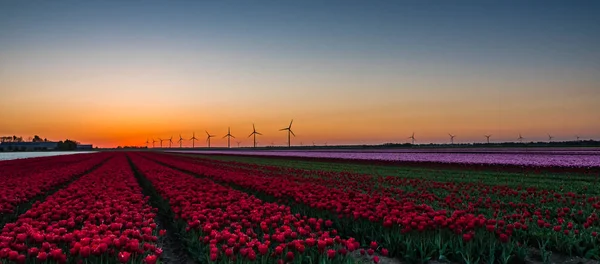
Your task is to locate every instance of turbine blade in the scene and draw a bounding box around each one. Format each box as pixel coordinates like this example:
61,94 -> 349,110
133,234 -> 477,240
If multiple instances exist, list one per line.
248,133 -> 253,138
289,119 -> 293,128
279,128 -> 287,131
231,135 -> 236,138
256,132 -> 263,135
290,130 -> 296,137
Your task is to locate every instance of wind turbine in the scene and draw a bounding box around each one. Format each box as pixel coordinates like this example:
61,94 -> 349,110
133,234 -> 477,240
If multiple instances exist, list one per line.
484,134 -> 491,144
448,133 -> 456,144
279,119 -> 295,147
178,134 -> 184,148
145,139 -> 149,148
548,134 -> 554,142
236,141 -> 242,148
248,123 -> 262,148
190,132 -> 198,148
408,133 -> 416,145
168,136 -> 174,148
576,135 -> 580,141
151,138 -> 156,148
518,133 -> 524,143
223,127 -> 235,148
312,141 -> 316,147
205,131 -> 215,148
158,138 -> 164,148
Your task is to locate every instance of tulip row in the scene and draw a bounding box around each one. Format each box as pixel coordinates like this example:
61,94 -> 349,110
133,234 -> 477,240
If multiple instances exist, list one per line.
128,153 -> 387,263
0,153 -> 110,225
144,152 -> 600,263
0,153 -> 162,264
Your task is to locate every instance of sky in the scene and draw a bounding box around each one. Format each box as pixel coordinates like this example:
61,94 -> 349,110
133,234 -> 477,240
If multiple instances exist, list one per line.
1,1 -> 599,147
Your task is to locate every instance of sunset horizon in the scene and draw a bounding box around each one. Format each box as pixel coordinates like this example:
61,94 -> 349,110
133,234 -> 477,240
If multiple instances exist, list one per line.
1,1 -> 599,148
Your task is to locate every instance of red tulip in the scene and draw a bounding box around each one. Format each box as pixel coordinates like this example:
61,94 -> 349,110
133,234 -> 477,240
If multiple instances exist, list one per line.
117,251 -> 131,263
258,244 -> 268,255
144,254 -> 158,264
286,251 -> 294,261
37,252 -> 48,262
370,241 -> 378,250
327,249 -> 336,259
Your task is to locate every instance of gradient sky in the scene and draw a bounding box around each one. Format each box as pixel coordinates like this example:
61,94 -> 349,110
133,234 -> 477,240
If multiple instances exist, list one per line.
1,1 -> 599,147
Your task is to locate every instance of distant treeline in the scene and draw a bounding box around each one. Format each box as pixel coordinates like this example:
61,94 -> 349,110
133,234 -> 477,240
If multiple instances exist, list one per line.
56,140 -> 80,151
0,135 -> 49,143
0,135 -> 65,143
116,146 -> 148,149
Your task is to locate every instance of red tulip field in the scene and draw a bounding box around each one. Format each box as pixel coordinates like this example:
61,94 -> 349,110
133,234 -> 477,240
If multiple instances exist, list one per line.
1,151 -> 599,264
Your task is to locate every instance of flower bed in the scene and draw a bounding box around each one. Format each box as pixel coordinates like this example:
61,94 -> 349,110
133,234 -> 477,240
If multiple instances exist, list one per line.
129,153 -> 381,263
146,152 -> 600,263
0,154 -> 161,264
0,153 -> 110,224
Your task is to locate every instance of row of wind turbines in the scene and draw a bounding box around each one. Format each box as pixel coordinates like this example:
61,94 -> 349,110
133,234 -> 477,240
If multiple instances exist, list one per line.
145,120 -> 296,149
408,132 -> 582,145
145,119 -> 586,148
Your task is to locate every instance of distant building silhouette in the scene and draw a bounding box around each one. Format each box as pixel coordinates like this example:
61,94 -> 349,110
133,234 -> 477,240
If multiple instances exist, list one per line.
0,142 -> 58,151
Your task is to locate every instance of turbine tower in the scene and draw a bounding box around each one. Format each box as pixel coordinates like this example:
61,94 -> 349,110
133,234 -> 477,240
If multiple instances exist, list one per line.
408,132 -> 416,145
548,134 -> 554,142
158,138 -> 164,148
178,134 -> 184,148
205,131 -> 215,148
190,132 -> 198,148
279,119 -> 295,148
236,141 -> 241,148
223,127 -> 236,148
448,133 -> 456,144
151,138 -> 156,148
518,133 -> 524,143
248,123 -> 262,148
484,134 -> 491,144
168,136 -> 174,148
